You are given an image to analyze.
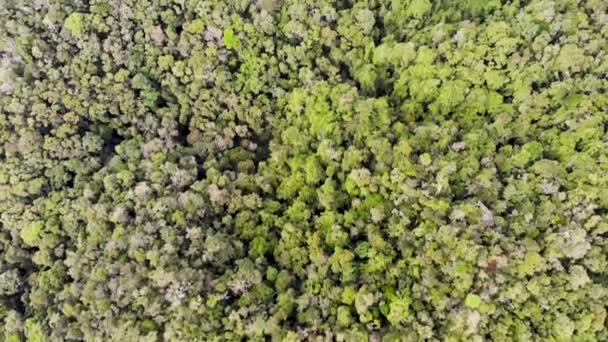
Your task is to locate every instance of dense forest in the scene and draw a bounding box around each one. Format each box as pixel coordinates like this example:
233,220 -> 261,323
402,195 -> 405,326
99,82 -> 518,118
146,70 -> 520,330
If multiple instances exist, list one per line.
1,0 -> 608,340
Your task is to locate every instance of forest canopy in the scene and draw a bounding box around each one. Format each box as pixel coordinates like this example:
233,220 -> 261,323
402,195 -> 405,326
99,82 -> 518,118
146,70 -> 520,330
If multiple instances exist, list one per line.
1,0 -> 608,341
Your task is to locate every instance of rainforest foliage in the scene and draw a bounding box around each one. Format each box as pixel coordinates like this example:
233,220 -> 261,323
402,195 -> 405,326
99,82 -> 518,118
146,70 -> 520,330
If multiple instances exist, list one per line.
1,0 -> 608,341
